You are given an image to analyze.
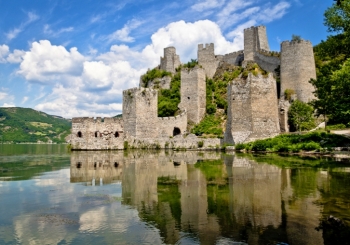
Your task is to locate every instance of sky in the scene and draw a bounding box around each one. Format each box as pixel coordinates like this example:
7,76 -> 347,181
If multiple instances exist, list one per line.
0,0 -> 334,118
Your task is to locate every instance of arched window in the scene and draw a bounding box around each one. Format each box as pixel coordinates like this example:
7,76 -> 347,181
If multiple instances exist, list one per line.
114,132 -> 119,138
173,127 -> 181,136
77,131 -> 82,138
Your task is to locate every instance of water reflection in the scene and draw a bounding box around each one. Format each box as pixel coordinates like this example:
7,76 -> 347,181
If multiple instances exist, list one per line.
69,151 -> 350,244
1,147 -> 350,244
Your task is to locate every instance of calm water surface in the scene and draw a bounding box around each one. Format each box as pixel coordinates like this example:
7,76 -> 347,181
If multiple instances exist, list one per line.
0,144 -> 350,244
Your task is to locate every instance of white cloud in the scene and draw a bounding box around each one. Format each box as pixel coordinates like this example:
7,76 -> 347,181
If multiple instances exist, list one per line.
105,19 -> 143,43
191,0 -> 225,12
255,2 -> 291,23
6,12 -> 39,40
0,44 -> 9,63
43,24 -> 74,37
2,103 -> 15,107
217,0 -> 254,29
7,49 -> 25,63
22,96 -> 29,104
18,40 -> 85,83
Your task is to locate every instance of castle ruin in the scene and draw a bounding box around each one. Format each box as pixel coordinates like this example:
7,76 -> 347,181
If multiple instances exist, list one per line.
67,25 -> 317,149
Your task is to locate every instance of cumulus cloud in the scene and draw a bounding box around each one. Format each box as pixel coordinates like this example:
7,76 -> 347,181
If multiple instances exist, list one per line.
2,103 -> 15,107
7,49 -> 25,63
0,44 -> 9,63
18,40 -> 85,83
104,19 -> 143,43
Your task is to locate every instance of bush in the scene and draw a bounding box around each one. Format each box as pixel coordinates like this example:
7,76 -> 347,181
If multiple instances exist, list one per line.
198,141 -> 204,148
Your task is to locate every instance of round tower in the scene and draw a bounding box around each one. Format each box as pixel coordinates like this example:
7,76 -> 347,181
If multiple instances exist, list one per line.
280,40 -> 316,102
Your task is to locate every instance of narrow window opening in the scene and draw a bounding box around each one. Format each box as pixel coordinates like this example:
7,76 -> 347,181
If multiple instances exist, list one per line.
77,131 -> 82,138
188,97 -> 190,100
115,132 -> 119,138
95,131 -> 98,137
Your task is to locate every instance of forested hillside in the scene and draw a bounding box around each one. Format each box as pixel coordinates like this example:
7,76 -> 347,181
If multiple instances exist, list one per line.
0,107 -> 71,143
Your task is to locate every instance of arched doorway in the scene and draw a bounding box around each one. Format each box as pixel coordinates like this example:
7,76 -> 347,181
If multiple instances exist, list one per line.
77,131 -> 82,138
173,127 -> 181,136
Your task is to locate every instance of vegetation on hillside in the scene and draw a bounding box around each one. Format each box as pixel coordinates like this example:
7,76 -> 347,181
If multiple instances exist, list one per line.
0,107 -> 71,143
140,68 -> 172,87
310,0 -> 350,127
288,100 -> 316,131
235,131 -> 350,153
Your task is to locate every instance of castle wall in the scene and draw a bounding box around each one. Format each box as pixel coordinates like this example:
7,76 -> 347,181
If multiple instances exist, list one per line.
69,117 -> 124,150
123,88 -> 159,139
280,40 -> 316,102
219,51 -> 244,66
160,47 -> 181,73
142,76 -> 172,90
158,110 -> 187,137
179,67 -> 206,124
225,73 -> 280,144
257,26 -> 270,51
244,27 -> 257,61
254,52 -> 280,73
198,43 -> 220,78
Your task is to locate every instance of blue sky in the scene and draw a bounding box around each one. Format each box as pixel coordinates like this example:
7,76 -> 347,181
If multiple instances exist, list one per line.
0,0 -> 333,118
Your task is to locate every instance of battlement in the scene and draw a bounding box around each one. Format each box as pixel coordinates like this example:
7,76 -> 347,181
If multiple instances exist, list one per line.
281,40 -> 313,47
160,46 -> 181,73
159,110 -> 187,121
244,25 -> 266,32
182,65 -> 204,74
198,43 -> 214,51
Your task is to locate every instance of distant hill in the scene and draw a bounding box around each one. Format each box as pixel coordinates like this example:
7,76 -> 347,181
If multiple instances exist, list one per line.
0,107 -> 71,143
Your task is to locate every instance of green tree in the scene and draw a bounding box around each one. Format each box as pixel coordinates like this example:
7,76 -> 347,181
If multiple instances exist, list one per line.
291,34 -> 302,42
288,100 -> 315,131
325,0 -> 350,33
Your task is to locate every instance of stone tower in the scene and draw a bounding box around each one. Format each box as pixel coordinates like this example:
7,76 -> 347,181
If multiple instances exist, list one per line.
224,73 -> 280,144
122,88 -> 159,138
179,67 -> 206,124
244,26 -> 270,62
160,47 -> 181,73
198,43 -> 219,78
280,40 -> 316,103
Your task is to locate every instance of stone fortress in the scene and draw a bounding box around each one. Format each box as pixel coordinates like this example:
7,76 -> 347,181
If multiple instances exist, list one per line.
66,25 -> 316,150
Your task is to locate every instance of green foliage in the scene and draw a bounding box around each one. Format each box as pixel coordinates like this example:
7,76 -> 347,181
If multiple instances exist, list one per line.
197,141 -> 204,148
235,131 -> 350,152
324,0 -> 350,33
182,59 -> 198,69
288,100 -> 315,131
158,72 -> 181,117
0,107 -> 71,143
123,141 -> 129,150
291,34 -> 302,42
141,68 -> 172,87
191,114 -> 223,138
284,89 -> 295,101
326,123 -> 347,130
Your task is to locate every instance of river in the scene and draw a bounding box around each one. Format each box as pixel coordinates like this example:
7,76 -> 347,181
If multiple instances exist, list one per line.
0,144 -> 349,244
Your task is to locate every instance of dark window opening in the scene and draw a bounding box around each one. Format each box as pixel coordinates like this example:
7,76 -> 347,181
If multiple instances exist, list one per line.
114,162 -> 119,168
95,131 -> 99,137
173,161 -> 181,167
115,132 -> 119,138
173,127 -> 181,136
77,131 -> 82,138
77,162 -> 82,168
188,97 -> 190,100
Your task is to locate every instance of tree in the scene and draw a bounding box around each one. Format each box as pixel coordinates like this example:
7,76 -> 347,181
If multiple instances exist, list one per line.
288,100 -> 315,132
291,34 -> 302,42
325,0 -> 350,33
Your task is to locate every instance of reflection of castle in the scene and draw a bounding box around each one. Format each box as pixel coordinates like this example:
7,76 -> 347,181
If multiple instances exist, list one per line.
66,25 -> 316,150
70,151 -> 326,244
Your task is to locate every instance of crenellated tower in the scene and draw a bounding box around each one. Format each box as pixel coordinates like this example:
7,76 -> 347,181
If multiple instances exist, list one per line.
160,47 -> 181,73
198,43 -> 219,78
244,26 -> 270,62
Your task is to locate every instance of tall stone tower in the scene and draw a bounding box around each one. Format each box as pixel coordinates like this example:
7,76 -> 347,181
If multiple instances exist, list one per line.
224,73 -> 280,144
280,40 -> 316,102
160,47 -> 181,73
198,43 -> 219,78
244,26 -> 270,62
179,67 -> 206,124
122,88 -> 159,138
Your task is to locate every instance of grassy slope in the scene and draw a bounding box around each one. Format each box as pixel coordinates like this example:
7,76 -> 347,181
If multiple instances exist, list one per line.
0,107 -> 71,143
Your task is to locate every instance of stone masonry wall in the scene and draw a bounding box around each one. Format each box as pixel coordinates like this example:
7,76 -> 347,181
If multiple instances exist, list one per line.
69,117 -> 124,150
257,26 -> 270,51
218,50 -> 244,66
179,66 -> 206,124
225,73 -> 280,144
244,26 -> 270,62
123,88 -> 159,138
280,40 -> 316,103
141,75 -> 172,90
158,110 -> 188,137
160,47 -> 181,73
254,52 -> 280,73
198,43 -> 220,78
